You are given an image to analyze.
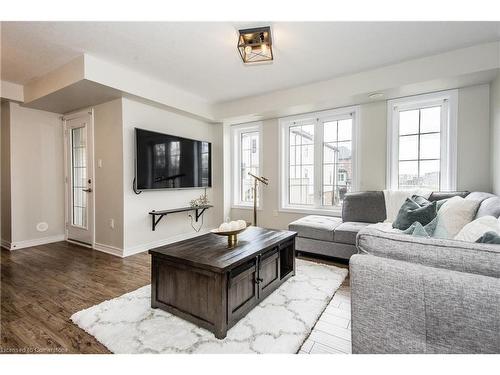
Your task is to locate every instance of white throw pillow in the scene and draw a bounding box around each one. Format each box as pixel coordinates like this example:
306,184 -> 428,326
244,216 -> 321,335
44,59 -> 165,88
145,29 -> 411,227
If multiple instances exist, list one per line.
454,216 -> 500,242
383,189 -> 432,223
433,196 -> 480,239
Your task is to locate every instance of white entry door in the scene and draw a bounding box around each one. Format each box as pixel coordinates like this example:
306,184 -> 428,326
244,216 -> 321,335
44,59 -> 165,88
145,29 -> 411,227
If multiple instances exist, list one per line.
64,110 -> 94,246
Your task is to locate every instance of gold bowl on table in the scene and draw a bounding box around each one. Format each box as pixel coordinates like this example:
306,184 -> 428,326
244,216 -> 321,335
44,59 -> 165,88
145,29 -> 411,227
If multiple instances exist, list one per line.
210,222 -> 251,247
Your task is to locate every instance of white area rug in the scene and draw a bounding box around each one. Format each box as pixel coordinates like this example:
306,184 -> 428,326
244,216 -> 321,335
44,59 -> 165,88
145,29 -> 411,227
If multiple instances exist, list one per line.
71,259 -> 347,354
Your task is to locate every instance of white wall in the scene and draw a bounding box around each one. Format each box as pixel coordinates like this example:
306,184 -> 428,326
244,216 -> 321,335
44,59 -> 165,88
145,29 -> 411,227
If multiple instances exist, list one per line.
121,98 -> 223,255
8,102 -> 65,248
215,42 -> 500,122
230,84 -> 492,230
457,84 -> 491,192
491,72 -> 500,194
93,99 -> 124,250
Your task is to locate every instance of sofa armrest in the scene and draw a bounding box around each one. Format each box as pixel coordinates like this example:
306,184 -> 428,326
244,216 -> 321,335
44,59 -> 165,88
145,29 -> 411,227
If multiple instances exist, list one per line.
350,254 -> 500,353
356,227 -> 500,278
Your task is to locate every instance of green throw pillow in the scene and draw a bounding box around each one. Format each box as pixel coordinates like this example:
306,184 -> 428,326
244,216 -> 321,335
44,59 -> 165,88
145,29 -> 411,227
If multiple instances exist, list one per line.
475,231 -> 500,244
411,194 -> 448,211
403,217 -> 438,237
411,195 -> 430,207
393,198 -> 438,230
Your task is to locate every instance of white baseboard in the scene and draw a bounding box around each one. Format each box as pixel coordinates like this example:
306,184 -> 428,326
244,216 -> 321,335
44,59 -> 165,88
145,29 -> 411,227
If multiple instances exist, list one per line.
93,242 -> 124,257
1,238 -> 12,250
7,235 -> 66,250
123,228 -> 216,257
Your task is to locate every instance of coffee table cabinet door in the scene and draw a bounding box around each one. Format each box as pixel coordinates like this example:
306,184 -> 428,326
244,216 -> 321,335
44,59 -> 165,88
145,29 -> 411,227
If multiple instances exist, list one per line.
228,259 -> 259,325
258,248 -> 280,298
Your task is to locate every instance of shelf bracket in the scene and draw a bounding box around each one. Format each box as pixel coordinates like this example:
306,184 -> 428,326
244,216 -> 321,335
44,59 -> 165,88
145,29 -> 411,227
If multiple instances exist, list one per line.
151,212 -> 167,231
194,207 -> 208,222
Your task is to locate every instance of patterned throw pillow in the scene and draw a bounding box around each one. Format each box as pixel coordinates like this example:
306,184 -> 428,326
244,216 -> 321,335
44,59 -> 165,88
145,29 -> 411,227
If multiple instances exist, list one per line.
393,198 -> 437,231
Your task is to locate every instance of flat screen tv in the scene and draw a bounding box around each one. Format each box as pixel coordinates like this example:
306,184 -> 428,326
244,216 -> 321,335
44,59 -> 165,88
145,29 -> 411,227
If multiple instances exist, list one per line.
135,128 -> 212,190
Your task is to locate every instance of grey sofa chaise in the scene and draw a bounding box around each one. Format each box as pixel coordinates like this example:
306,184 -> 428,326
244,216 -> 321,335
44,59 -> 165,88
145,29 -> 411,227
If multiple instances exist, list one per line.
288,190 -> 467,260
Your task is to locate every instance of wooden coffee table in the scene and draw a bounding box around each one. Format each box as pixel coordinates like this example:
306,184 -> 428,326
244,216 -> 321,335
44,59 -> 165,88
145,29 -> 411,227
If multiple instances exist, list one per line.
149,226 -> 297,338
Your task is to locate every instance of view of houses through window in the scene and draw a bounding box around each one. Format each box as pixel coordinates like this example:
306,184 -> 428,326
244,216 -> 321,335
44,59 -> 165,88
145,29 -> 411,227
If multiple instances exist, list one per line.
322,119 -> 353,206
283,109 -> 356,211
388,90 -> 457,192
289,123 -> 315,205
240,130 -> 260,204
398,106 -> 441,190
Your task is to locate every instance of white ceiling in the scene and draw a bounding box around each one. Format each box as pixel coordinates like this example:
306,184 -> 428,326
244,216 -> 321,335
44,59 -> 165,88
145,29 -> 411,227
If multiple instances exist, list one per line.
2,22 -> 500,103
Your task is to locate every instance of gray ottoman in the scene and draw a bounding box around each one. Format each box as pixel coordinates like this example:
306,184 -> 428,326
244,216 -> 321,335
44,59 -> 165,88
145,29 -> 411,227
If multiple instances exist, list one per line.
289,215 -> 366,260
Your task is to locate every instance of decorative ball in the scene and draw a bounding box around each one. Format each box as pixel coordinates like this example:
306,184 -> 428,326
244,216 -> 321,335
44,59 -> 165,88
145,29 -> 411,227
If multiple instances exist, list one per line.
219,222 -> 231,232
229,221 -> 240,231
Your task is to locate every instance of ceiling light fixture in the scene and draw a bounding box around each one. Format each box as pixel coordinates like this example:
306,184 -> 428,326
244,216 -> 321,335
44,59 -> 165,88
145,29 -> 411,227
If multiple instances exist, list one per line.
237,26 -> 273,64
368,92 -> 385,100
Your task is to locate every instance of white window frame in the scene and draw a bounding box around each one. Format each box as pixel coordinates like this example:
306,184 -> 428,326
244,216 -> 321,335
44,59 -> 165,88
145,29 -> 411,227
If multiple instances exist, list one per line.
387,90 -> 458,191
279,106 -> 359,216
231,121 -> 263,209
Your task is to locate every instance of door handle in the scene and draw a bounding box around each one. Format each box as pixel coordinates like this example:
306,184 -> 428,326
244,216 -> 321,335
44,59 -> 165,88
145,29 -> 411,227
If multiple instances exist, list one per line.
82,188 -> 92,193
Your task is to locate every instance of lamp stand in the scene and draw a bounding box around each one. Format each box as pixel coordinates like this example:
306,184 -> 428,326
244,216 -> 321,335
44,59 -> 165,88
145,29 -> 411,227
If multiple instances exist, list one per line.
248,172 -> 269,226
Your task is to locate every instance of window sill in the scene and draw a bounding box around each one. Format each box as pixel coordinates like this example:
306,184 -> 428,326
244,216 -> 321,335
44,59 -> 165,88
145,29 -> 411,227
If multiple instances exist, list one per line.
279,206 -> 342,217
231,204 -> 263,211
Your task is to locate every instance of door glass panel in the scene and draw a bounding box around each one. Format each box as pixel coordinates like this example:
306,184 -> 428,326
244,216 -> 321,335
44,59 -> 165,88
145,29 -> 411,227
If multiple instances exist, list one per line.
72,127 -> 87,228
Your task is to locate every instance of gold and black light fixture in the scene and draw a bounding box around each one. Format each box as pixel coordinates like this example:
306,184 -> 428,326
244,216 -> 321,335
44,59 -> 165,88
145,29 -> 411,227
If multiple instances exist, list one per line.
237,26 -> 273,64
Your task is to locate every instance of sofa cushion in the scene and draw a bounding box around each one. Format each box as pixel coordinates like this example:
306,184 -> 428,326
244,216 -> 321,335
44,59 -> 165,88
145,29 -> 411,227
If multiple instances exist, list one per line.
295,237 -> 357,260
428,191 -> 469,201
342,191 -> 386,223
334,221 -> 371,245
466,192 -> 495,202
357,226 -> 500,278
288,215 -> 341,241
476,197 -> 500,219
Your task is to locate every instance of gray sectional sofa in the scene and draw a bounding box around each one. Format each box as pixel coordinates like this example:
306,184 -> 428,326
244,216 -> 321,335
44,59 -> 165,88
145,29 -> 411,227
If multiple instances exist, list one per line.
289,190 -> 500,353
288,190 -> 468,260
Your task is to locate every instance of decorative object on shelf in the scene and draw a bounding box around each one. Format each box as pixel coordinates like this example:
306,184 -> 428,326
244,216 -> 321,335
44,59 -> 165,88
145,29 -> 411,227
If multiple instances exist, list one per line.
248,172 -> 269,226
190,188 -> 210,208
237,26 -> 273,64
210,220 -> 250,247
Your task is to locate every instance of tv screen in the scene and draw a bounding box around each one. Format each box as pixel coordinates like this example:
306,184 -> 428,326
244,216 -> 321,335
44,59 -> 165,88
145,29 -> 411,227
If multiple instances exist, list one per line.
135,128 -> 212,190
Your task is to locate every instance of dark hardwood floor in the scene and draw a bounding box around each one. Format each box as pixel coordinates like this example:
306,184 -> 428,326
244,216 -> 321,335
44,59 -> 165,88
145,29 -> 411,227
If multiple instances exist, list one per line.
1,241 -> 150,353
0,241 -> 349,354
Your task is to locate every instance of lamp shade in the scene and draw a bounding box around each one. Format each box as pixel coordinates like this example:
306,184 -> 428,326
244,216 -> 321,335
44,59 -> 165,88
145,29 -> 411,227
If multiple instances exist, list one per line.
237,26 -> 273,64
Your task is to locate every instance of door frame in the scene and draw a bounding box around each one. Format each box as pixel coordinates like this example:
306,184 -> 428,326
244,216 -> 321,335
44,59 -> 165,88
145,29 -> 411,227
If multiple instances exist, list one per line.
63,108 -> 95,248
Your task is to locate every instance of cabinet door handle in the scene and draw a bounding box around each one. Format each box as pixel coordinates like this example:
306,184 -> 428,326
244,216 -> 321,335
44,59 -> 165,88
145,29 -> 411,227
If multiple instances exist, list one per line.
82,188 -> 92,193
255,277 -> 263,284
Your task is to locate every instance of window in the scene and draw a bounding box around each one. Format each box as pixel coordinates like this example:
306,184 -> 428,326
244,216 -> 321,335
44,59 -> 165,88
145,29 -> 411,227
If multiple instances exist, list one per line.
387,90 -> 457,191
231,122 -> 262,208
280,107 -> 358,214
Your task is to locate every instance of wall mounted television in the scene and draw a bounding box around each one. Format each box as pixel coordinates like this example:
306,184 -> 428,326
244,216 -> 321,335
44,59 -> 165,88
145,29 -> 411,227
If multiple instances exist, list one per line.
134,128 -> 212,190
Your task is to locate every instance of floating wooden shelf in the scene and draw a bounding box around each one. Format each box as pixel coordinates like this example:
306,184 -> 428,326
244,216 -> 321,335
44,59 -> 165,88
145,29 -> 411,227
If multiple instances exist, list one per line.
148,205 -> 213,231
